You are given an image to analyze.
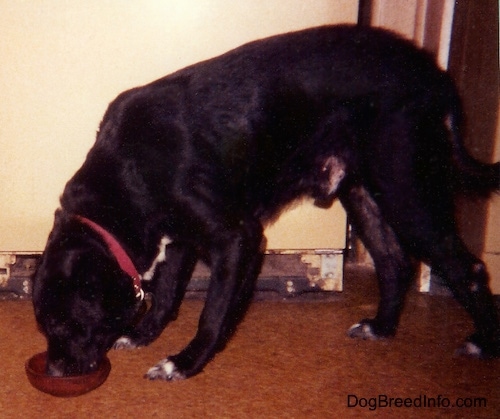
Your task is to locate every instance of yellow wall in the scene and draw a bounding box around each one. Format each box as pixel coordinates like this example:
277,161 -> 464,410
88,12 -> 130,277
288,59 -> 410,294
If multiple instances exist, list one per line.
0,1 -> 357,251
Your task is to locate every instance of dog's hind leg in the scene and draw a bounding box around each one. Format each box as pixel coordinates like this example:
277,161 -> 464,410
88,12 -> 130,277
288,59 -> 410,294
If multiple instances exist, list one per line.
145,217 -> 264,380
393,220 -> 500,358
340,185 -> 416,339
381,202 -> 500,357
364,111 -> 500,357
114,243 -> 197,349
426,236 -> 500,358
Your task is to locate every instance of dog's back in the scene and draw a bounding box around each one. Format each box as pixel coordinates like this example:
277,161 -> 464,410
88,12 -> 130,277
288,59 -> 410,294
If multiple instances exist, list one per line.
86,25 -> 460,223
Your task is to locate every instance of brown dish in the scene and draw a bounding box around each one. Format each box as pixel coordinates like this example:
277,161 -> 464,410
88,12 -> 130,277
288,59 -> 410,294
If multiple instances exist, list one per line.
26,352 -> 111,397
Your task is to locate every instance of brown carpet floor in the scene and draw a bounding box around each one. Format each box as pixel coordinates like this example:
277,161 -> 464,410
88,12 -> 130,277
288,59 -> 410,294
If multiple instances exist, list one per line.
1,265 -> 498,418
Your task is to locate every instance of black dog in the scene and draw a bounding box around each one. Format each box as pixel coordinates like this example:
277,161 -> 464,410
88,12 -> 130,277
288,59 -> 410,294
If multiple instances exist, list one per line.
33,25 -> 500,380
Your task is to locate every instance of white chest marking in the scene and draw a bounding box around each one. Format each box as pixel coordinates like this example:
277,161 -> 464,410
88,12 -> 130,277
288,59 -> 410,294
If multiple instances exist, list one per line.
141,236 -> 172,281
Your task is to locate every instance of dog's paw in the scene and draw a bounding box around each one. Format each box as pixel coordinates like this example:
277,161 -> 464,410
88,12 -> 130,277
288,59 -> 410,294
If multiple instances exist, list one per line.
347,322 -> 378,340
454,341 -> 483,358
455,334 -> 500,359
145,358 -> 186,381
113,336 -> 141,350
347,318 -> 396,340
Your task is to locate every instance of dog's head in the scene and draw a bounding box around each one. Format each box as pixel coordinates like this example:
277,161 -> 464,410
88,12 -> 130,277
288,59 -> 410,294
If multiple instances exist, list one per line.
32,211 -> 141,376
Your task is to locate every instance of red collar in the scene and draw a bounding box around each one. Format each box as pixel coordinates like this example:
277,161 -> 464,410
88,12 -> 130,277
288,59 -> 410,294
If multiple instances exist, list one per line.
74,215 -> 144,300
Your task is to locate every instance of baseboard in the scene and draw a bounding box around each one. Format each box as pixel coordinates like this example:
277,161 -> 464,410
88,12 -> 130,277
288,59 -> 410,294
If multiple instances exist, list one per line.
0,250 -> 344,300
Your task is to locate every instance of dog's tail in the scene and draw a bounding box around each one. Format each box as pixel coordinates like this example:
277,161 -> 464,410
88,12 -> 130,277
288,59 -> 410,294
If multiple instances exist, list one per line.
447,95 -> 500,197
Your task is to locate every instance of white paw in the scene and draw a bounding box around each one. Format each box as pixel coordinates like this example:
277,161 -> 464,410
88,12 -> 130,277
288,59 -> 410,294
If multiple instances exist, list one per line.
113,336 -> 140,350
145,358 -> 186,381
455,341 -> 483,358
347,322 -> 377,340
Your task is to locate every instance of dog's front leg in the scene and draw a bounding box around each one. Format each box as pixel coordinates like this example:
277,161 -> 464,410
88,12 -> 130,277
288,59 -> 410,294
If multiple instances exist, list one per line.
114,243 -> 197,349
146,221 -> 263,381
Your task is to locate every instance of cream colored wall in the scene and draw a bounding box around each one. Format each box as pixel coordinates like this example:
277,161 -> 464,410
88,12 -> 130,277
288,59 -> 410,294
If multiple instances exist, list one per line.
0,1 -> 357,251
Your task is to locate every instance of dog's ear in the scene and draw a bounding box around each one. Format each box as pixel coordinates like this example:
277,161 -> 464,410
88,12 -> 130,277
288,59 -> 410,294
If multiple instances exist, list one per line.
39,211 -> 137,303
59,248 -> 104,299
60,245 -> 135,303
